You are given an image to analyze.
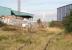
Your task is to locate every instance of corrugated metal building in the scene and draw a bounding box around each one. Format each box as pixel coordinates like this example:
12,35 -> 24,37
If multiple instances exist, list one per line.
0,6 -> 33,18
0,6 -> 11,16
11,10 -> 33,18
0,6 -> 33,27
57,4 -> 72,21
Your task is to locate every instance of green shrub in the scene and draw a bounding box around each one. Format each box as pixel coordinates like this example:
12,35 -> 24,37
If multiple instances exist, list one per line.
0,21 -> 5,27
62,10 -> 72,33
49,21 -> 63,28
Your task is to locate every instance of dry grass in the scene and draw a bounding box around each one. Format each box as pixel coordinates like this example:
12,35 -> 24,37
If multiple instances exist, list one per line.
0,25 -> 72,50
46,27 -> 64,33
46,33 -> 72,50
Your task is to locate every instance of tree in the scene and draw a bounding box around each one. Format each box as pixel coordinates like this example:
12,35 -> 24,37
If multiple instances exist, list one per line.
63,10 -> 72,32
37,18 -> 42,24
37,18 -> 44,28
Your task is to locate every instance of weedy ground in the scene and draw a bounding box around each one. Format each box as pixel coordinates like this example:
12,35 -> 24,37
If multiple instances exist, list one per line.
0,25 -> 72,50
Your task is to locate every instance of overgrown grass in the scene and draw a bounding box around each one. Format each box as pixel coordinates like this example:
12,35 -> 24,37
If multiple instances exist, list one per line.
46,33 -> 72,50
0,25 -> 71,50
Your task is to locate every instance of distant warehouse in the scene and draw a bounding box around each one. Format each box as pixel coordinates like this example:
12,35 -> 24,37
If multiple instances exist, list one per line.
57,4 -> 72,21
0,6 -> 33,18
0,6 -> 33,27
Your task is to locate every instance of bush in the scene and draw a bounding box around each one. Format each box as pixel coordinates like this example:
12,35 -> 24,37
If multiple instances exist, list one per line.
49,21 -> 63,28
62,11 -> 72,33
0,21 -> 5,27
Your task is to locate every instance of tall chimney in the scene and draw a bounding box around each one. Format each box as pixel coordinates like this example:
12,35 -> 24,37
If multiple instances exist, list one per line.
18,0 -> 21,12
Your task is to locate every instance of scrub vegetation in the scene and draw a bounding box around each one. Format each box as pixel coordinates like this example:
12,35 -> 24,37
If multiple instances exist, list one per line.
0,22 -> 72,50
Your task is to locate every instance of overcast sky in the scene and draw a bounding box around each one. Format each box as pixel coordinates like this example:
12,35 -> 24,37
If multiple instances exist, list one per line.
0,0 -> 72,21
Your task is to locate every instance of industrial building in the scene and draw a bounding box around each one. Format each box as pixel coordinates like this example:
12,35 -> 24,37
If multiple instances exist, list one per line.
57,4 -> 72,21
0,6 -> 33,27
0,6 -> 33,18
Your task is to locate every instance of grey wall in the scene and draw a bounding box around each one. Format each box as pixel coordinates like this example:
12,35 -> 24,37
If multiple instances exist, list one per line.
57,4 -> 72,21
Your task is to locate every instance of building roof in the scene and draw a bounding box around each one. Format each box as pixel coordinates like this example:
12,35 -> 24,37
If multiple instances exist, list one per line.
11,10 -> 33,18
57,4 -> 72,9
0,6 -> 33,18
0,6 -> 11,16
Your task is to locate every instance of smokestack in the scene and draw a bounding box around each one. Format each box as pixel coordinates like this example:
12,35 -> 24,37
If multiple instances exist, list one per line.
18,0 -> 21,12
